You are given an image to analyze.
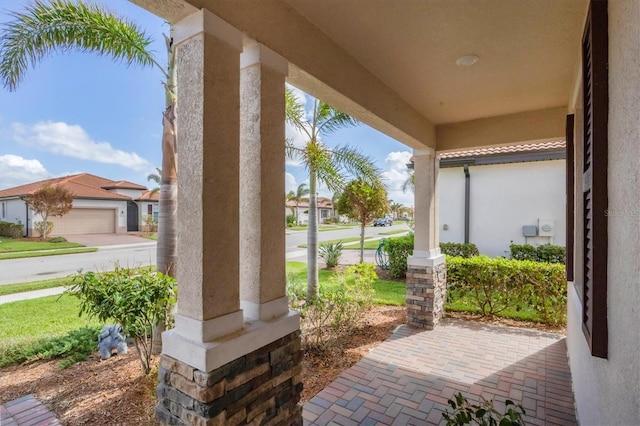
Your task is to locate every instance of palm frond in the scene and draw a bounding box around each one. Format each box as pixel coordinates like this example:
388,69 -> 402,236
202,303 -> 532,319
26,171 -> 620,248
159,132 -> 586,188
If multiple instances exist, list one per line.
331,145 -> 383,189
0,0 -> 159,91
316,102 -> 359,135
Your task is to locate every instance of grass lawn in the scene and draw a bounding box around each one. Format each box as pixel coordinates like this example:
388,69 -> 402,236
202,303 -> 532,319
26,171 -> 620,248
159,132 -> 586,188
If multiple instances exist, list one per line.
0,277 -> 73,296
344,240 -> 382,250
142,234 -> 157,240
0,239 -> 85,252
377,229 -> 410,236
0,247 -> 97,260
0,238 -> 96,260
0,294 -> 101,356
285,261 -> 405,306
298,236 -> 374,248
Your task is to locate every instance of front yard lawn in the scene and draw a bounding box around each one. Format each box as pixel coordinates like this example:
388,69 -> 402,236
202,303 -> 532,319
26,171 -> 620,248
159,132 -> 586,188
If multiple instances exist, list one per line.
0,238 -> 96,260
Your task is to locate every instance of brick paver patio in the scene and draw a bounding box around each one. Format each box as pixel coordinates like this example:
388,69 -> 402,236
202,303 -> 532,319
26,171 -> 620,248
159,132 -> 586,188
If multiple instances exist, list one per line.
303,318 -> 576,425
0,395 -> 60,426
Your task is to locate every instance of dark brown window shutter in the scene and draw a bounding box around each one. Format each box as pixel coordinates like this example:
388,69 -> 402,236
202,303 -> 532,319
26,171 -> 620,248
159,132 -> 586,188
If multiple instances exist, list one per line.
566,114 -> 574,282
581,0 -> 608,359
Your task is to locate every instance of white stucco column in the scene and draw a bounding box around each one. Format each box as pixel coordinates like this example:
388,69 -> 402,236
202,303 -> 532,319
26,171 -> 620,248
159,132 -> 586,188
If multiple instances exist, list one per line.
406,148 -> 446,329
409,148 -> 443,263
239,43 -> 289,321
161,9 -> 245,370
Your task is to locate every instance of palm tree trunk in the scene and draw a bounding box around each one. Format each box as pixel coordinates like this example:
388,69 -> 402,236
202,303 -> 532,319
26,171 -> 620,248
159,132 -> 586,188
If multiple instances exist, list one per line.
152,103 -> 177,355
359,222 -> 365,263
307,170 -> 319,301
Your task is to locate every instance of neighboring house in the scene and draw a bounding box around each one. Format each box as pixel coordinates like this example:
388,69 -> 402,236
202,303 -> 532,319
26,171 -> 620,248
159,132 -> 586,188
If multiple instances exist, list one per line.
0,173 -> 158,236
285,197 -> 336,224
437,140 -> 566,257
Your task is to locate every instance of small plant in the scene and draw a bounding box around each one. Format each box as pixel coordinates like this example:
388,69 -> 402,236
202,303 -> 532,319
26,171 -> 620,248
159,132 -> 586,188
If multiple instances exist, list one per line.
0,326 -> 101,369
143,214 -> 158,233
66,266 -> 177,374
509,242 -> 565,264
440,242 -> 479,258
49,236 -> 67,243
286,214 -> 296,227
319,241 -> 344,268
0,221 -> 23,238
442,392 -> 526,426
34,221 -> 54,239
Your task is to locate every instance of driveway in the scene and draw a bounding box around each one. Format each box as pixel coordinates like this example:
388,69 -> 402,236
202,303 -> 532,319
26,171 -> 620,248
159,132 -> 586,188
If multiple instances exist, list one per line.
62,233 -> 154,247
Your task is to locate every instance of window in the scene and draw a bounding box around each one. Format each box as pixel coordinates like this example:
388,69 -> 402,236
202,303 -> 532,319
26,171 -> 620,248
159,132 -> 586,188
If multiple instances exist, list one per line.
580,0 -> 608,359
147,204 -> 153,215
153,205 -> 159,221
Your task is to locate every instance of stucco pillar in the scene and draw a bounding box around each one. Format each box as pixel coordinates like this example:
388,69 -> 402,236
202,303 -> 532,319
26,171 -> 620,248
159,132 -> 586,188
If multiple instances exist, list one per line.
157,11 -> 302,426
239,43 -> 289,321
406,148 -> 446,329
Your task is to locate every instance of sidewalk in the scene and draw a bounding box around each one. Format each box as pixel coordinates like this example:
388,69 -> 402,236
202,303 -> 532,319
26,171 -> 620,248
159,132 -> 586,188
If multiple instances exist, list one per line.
0,287 -> 66,305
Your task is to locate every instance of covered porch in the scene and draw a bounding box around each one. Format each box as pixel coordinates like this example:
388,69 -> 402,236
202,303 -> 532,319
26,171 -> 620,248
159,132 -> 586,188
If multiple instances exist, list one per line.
126,0 -> 639,424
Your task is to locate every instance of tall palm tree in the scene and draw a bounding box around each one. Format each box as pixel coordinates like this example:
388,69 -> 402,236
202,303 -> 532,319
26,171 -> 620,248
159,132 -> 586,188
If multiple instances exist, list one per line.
287,183 -> 310,225
402,171 -> 415,194
0,0 -> 177,281
0,0 -> 177,354
285,88 -> 382,301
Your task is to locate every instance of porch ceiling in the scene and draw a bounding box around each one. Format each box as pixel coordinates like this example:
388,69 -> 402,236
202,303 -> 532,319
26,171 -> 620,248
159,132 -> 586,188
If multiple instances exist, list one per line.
132,0 -> 588,149
284,0 -> 588,125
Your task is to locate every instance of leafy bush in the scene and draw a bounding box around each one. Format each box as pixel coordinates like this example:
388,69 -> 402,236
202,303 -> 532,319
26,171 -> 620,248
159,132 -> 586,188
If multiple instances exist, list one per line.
34,221 -> 54,239
49,236 -> 67,243
447,256 -> 566,324
143,214 -> 158,233
0,326 -> 101,369
295,264 -> 376,349
319,240 -> 344,268
443,392 -> 525,426
286,214 -> 296,227
509,242 -> 565,264
440,242 -> 479,258
0,221 -> 23,238
385,234 -> 414,278
66,267 -> 177,374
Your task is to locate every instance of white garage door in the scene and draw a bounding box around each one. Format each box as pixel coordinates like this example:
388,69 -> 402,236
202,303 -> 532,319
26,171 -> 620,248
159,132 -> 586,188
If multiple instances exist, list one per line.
50,208 -> 116,235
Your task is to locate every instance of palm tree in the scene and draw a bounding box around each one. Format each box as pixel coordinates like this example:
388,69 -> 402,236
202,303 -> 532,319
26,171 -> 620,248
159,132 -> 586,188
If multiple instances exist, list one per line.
0,0 -> 177,280
286,183 -> 310,225
402,171 -> 415,194
389,201 -> 404,219
147,167 -> 162,194
0,0 -> 177,354
285,88 -> 382,301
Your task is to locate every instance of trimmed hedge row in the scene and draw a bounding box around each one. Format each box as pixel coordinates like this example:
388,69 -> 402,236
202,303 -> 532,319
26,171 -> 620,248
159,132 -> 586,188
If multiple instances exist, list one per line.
447,256 -> 566,325
509,242 -> 566,264
0,221 -> 24,239
385,235 -> 479,278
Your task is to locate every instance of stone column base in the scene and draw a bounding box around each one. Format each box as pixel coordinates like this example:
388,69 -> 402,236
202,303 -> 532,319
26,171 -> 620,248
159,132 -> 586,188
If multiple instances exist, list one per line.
406,257 -> 447,329
156,330 -> 303,426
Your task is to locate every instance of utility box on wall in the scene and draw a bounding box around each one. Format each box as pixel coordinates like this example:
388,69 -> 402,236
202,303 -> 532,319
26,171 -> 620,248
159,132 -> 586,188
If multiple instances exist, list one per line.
538,218 -> 555,237
522,225 -> 538,237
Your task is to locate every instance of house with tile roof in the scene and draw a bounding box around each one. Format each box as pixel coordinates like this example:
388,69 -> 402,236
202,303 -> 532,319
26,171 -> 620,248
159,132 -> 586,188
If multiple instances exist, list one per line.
0,173 -> 158,237
409,140 -> 566,257
285,196 -> 337,225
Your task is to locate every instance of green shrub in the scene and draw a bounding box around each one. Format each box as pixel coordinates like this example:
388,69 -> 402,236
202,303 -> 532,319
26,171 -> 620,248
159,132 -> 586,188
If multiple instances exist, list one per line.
319,240 -> 344,268
440,242 -> 479,258
0,326 -> 101,369
0,221 -> 24,238
66,267 -> 177,374
49,236 -> 67,243
385,234 -> 414,278
298,264 -> 377,349
509,242 -> 566,264
447,256 -> 566,324
443,392 -> 526,426
286,214 -> 296,227
143,215 -> 158,233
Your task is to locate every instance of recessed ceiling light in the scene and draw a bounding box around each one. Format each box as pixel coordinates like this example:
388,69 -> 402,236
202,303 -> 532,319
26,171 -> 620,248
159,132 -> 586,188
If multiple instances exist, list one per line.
456,55 -> 480,67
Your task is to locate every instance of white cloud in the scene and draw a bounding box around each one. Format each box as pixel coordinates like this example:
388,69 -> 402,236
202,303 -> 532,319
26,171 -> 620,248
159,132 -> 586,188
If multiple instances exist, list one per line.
285,172 -> 297,193
0,155 -> 49,189
381,150 -> 414,206
12,121 -> 152,172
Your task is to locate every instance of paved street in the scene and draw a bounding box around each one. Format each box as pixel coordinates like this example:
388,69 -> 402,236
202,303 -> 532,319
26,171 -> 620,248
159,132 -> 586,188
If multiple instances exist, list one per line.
0,223 -> 411,285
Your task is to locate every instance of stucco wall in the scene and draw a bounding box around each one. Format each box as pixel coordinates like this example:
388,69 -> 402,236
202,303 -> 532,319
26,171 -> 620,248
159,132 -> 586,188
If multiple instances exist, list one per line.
2,198 -> 28,236
439,160 -> 566,257
566,1 -> 640,424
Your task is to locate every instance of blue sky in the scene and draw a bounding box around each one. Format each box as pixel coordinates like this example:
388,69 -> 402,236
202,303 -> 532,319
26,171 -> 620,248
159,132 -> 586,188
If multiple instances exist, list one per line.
0,0 -> 414,206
